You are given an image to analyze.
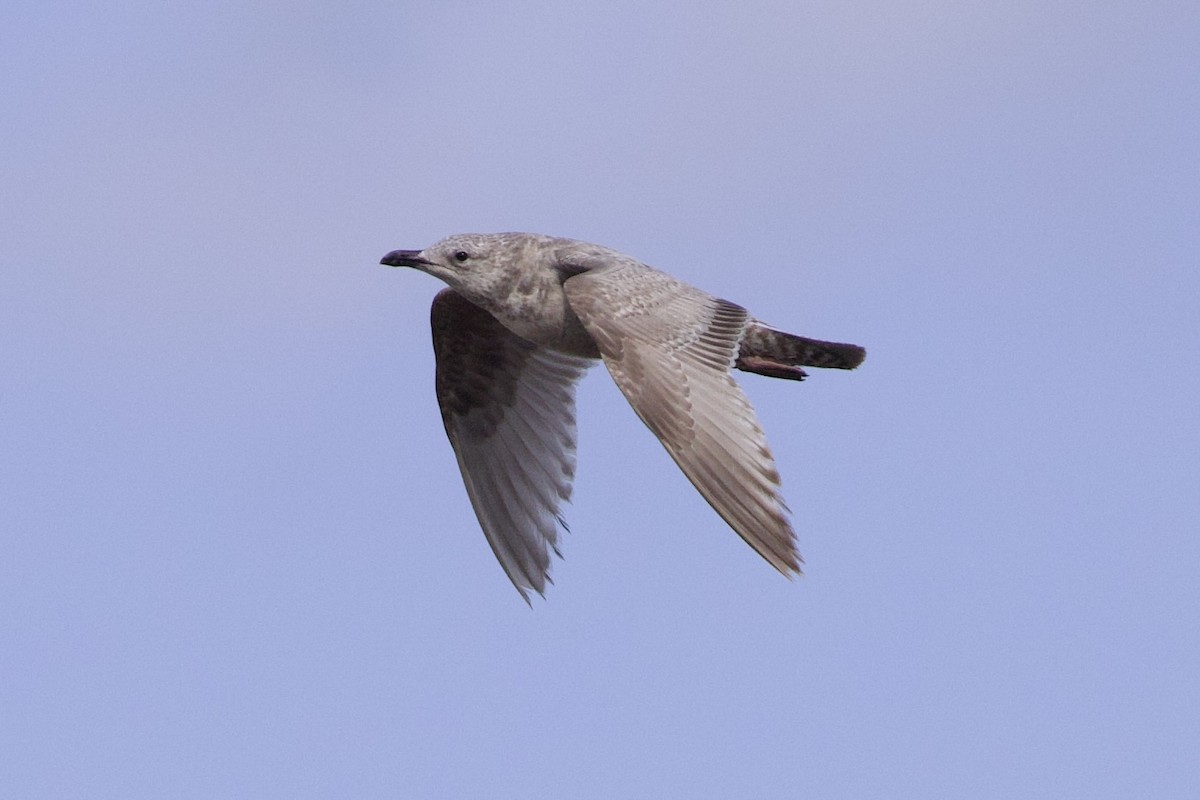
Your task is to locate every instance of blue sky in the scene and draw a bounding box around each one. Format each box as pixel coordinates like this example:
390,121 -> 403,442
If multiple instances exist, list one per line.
3,1 -> 1198,797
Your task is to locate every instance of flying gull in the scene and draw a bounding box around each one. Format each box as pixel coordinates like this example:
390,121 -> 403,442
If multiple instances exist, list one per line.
381,233 -> 865,600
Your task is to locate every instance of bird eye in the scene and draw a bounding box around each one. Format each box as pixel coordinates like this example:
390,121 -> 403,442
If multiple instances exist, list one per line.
453,250 -> 470,262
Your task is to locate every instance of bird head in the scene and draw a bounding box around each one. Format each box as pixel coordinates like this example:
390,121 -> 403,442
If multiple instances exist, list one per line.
382,232 -> 581,305
385,232 -> 530,284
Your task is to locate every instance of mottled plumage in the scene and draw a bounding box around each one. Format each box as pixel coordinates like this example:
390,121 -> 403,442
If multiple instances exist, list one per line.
382,232 -> 864,600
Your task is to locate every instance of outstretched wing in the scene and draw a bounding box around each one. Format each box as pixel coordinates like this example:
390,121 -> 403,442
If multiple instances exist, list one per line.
563,266 -> 800,575
430,289 -> 594,601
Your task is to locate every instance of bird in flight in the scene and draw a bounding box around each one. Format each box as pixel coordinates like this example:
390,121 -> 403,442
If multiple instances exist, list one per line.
382,233 -> 865,601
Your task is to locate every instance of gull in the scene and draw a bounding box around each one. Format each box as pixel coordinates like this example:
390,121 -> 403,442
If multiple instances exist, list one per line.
381,233 -> 865,600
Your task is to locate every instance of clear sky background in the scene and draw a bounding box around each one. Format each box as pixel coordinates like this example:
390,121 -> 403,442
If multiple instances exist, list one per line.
3,2 -> 1198,797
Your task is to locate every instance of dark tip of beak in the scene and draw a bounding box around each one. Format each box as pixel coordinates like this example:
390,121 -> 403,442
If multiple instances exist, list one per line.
381,249 -> 432,268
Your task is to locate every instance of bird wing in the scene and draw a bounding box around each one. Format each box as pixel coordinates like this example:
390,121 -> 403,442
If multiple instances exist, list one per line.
562,266 -> 800,575
430,289 -> 594,601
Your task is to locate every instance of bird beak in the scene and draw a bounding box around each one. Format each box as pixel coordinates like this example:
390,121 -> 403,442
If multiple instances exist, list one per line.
381,249 -> 433,268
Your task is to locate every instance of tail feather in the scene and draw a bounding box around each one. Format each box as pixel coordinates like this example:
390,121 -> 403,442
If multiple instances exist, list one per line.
736,320 -> 865,381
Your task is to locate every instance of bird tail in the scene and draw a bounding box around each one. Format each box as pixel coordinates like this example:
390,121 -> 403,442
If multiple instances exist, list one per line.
735,321 -> 866,381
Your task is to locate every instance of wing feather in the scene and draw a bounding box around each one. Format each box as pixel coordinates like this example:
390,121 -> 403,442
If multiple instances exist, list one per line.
563,267 -> 801,574
431,289 -> 593,600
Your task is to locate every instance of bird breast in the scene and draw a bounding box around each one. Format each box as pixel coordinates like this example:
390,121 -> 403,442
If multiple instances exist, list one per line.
486,280 -> 601,360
